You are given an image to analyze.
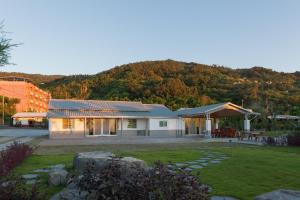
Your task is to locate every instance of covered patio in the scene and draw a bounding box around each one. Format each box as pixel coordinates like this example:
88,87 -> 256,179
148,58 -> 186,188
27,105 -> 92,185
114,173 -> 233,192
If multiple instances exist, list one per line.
176,102 -> 260,138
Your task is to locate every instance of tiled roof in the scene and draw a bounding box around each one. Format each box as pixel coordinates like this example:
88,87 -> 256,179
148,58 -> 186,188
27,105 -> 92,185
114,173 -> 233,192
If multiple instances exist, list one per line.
175,102 -> 257,116
12,112 -> 47,118
49,99 -> 149,112
47,99 -> 176,118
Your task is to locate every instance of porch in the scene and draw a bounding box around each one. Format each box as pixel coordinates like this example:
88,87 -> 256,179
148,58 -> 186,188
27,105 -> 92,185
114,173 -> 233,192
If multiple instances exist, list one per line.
177,102 -> 260,138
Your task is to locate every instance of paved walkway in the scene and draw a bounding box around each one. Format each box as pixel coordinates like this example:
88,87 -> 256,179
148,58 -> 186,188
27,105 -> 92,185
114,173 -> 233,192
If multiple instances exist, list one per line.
39,136 -> 263,147
203,138 -> 263,146
0,128 -> 48,137
39,136 -> 205,146
0,137 -> 33,151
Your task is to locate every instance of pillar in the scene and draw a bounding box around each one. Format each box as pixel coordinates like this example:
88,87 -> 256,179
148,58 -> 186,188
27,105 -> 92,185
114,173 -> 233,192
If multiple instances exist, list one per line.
84,118 -> 86,136
205,114 -> 212,138
244,114 -> 250,132
121,118 -> 123,136
215,118 -> 219,129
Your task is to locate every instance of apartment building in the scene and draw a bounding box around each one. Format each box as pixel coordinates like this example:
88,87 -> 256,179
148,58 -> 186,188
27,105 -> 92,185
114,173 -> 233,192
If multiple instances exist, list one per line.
0,77 -> 50,112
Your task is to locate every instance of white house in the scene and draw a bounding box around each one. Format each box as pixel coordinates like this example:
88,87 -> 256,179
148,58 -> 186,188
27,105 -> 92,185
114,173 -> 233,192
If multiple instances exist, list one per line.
47,99 -> 259,138
12,112 -> 47,127
47,99 -> 183,138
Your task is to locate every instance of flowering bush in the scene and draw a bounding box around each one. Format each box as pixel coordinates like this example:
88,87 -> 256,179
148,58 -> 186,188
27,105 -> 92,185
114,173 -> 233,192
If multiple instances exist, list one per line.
0,141 -> 33,176
76,158 -> 208,200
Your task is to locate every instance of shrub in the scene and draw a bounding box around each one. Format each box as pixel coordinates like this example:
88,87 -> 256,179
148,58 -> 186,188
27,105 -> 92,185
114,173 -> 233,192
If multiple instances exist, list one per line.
0,176 -> 44,200
287,132 -> 300,146
76,157 -> 208,200
0,141 -> 33,176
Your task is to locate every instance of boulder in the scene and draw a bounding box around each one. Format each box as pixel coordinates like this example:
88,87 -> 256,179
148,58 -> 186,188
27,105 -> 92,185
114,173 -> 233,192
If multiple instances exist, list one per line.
254,189 -> 300,200
120,157 -> 146,169
118,156 -> 147,177
49,169 -> 68,186
73,151 -> 115,172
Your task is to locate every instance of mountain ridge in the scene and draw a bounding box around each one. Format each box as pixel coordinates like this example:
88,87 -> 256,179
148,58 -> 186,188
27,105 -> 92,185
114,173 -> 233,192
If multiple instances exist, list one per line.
1,60 -> 299,115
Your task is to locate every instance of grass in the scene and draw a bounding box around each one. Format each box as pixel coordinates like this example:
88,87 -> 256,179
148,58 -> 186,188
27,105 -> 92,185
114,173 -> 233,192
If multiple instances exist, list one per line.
13,142 -> 300,200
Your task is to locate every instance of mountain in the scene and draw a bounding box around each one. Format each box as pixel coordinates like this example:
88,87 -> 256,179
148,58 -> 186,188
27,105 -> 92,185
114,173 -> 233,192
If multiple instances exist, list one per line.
1,60 -> 300,115
43,60 -> 300,115
0,72 -> 64,85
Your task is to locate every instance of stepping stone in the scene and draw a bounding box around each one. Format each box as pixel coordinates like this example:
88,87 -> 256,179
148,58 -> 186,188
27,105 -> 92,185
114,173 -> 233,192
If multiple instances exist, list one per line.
187,161 -> 199,165
50,164 -> 65,170
214,159 -> 222,161
175,163 -> 187,167
22,174 -> 39,180
190,165 -> 203,169
26,179 -> 39,185
33,168 -> 50,173
201,163 -> 208,166
220,156 -> 230,159
196,159 -> 208,162
184,168 -> 193,172
210,160 -> 221,164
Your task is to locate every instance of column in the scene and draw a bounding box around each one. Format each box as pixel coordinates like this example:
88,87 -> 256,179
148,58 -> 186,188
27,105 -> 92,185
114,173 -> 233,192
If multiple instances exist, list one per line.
101,119 -> 103,135
121,118 -> 123,136
215,118 -> 219,129
84,118 -> 86,136
205,114 -> 212,138
244,114 -> 250,132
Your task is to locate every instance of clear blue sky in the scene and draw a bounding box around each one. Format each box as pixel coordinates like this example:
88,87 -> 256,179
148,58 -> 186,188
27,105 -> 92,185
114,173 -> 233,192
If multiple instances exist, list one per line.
1,0 -> 299,75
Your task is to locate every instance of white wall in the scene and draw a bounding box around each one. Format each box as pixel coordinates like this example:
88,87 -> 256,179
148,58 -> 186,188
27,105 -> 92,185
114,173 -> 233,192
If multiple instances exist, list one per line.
49,118 -> 84,132
49,117 -> 185,133
118,119 -> 147,130
149,118 -> 179,131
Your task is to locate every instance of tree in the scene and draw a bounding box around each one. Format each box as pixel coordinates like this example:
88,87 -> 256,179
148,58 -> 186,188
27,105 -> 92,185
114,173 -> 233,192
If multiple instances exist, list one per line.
0,22 -> 18,66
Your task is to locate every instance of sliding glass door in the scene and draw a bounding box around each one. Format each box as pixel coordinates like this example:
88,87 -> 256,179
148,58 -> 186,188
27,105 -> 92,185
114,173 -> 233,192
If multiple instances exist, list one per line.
85,118 -> 117,136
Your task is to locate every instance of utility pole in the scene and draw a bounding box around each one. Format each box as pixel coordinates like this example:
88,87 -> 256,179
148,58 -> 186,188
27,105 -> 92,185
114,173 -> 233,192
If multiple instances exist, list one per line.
2,95 -> 4,125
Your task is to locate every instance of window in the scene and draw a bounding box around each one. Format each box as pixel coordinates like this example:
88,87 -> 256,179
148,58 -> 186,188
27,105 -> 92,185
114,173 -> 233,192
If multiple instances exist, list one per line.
127,119 -> 137,128
62,119 -> 75,129
159,120 -> 168,127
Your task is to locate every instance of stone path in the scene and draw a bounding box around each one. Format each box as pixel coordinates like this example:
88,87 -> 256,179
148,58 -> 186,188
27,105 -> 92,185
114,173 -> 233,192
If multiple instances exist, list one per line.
168,150 -> 230,172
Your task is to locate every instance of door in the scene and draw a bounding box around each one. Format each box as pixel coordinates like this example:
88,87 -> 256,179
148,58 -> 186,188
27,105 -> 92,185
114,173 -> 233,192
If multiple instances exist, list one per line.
109,119 -> 116,135
86,119 -> 94,135
94,119 -> 102,135
103,119 -> 110,135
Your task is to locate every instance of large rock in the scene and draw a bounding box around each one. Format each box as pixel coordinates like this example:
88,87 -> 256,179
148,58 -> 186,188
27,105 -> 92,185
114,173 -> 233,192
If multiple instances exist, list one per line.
255,189 -> 300,200
73,151 -> 115,172
49,169 -> 68,186
120,156 -> 146,169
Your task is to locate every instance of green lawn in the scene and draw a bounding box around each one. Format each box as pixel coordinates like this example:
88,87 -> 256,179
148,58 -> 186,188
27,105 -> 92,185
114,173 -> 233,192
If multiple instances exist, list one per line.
14,143 -> 300,200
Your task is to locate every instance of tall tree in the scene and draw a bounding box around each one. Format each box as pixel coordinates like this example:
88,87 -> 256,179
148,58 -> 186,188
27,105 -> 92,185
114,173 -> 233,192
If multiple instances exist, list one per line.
0,22 -> 18,66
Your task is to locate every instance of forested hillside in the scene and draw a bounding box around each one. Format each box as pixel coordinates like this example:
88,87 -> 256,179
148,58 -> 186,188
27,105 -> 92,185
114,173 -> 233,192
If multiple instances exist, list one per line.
40,60 -> 300,115
0,72 -> 64,85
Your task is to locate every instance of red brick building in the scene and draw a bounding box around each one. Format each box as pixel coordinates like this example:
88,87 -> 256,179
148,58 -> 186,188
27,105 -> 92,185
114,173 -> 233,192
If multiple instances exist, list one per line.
0,77 -> 50,112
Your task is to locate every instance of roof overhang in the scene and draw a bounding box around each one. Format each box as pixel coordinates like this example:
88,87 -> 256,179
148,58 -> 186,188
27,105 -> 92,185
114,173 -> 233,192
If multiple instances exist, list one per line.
178,102 -> 260,118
